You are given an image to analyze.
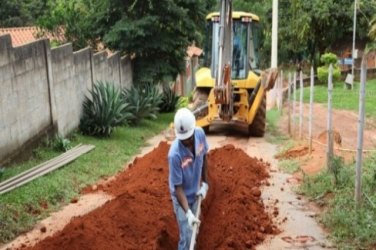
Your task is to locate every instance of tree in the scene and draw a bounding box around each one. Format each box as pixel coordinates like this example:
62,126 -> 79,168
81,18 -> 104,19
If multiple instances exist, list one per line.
0,0 -> 47,27
278,0 -> 374,66
103,0 -> 214,84
233,0 -> 272,67
38,0 -> 214,84
37,0 -> 107,50
369,15 -> 376,40
366,14 -> 376,51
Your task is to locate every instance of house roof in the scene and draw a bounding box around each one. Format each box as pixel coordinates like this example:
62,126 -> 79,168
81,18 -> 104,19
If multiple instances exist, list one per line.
0,26 -> 63,47
187,45 -> 203,58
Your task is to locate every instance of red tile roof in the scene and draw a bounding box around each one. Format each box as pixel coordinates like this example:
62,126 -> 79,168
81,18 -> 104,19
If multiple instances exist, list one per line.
187,45 -> 203,58
0,26 -> 63,47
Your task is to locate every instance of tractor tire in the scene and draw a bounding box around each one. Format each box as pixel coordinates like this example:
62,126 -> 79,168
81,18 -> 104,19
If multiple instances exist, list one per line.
248,94 -> 266,137
192,88 -> 209,119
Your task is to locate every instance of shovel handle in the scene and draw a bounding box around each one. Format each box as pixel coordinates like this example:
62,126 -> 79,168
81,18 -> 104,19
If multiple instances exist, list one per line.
189,195 -> 202,250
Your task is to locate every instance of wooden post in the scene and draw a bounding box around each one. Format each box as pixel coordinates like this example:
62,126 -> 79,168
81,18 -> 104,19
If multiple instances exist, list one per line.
355,56 -> 367,205
279,70 -> 284,115
292,72 -> 297,137
327,64 -> 334,171
276,75 -> 281,111
287,73 -> 292,135
299,71 -> 304,139
308,67 -> 314,154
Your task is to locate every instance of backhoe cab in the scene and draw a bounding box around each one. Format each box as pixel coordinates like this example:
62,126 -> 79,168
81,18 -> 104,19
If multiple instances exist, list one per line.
192,5 -> 277,136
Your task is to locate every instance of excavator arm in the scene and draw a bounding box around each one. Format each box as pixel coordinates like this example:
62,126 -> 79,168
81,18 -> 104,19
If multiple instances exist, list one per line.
213,0 -> 233,121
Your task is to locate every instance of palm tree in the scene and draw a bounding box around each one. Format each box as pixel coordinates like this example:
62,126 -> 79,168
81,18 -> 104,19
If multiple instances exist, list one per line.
366,15 -> 376,52
369,15 -> 376,40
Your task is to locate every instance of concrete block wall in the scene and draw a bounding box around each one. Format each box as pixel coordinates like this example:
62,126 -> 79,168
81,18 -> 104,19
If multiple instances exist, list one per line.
121,55 -> 133,90
92,51 -> 108,85
0,34 -> 133,164
51,44 -> 81,136
107,52 -> 121,89
73,47 -> 93,121
0,35 -> 52,161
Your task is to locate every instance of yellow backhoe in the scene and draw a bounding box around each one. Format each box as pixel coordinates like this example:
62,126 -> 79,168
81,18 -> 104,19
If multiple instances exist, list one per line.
191,0 -> 277,136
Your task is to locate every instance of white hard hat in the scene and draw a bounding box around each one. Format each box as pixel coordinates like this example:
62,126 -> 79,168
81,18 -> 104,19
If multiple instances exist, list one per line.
174,108 -> 196,140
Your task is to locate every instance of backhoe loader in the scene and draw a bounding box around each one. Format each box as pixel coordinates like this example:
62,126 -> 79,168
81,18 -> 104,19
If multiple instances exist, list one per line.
191,0 -> 277,136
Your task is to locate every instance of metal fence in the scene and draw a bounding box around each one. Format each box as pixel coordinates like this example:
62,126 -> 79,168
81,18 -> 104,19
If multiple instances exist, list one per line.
273,55 -> 374,205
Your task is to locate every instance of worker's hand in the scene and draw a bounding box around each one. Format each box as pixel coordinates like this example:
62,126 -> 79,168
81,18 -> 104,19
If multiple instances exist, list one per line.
196,182 -> 209,200
186,209 -> 200,229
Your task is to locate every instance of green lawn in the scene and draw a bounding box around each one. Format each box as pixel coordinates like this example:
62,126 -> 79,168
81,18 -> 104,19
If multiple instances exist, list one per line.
298,153 -> 376,249
302,78 -> 376,119
0,112 -> 174,244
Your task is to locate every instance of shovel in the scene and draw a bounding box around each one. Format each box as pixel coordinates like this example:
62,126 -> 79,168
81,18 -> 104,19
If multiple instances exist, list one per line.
189,195 -> 202,250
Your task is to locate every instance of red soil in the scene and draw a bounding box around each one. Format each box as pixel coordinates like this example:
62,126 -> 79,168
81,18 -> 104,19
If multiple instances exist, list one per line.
276,145 -> 310,159
26,142 -> 277,250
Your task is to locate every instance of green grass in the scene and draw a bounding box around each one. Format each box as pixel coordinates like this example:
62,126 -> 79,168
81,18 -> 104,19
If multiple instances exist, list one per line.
266,108 -> 290,143
266,90 -> 376,248
302,78 -> 376,119
0,113 -> 174,244
298,153 -> 376,249
278,159 -> 300,174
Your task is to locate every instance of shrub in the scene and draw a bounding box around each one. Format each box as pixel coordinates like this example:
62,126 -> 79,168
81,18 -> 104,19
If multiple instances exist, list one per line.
80,81 -> 130,137
317,52 -> 341,84
320,52 -> 339,66
52,134 -> 72,152
317,66 -> 341,84
159,84 -> 180,112
177,96 -> 189,108
122,84 -> 162,125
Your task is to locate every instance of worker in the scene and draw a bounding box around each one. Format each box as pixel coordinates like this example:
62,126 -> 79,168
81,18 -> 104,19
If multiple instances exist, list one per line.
168,107 -> 209,250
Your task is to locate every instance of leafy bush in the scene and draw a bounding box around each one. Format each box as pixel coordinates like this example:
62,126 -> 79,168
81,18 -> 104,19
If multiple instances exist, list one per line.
177,96 -> 189,108
317,66 -> 341,84
52,134 -> 72,152
317,52 -> 341,84
320,52 -> 339,66
159,84 -> 180,112
80,81 -> 130,137
122,84 -> 162,125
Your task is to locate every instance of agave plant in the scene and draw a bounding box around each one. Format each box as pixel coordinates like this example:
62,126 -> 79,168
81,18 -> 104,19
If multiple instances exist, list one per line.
80,81 -> 130,137
122,84 -> 162,125
159,84 -> 180,112
144,83 -> 163,117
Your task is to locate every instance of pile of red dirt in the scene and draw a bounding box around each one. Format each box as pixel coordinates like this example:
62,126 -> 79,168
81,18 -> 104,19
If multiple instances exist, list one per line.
276,145 -> 310,159
26,142 -> 277,250
317,130 -> 342,146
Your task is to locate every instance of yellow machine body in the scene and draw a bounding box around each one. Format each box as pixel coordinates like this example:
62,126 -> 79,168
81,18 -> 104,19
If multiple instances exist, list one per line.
194,68 -> 265,128
192,10 -> 275,136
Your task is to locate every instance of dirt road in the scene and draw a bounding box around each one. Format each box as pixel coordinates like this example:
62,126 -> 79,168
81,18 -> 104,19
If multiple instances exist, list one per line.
1,124 -> 334,250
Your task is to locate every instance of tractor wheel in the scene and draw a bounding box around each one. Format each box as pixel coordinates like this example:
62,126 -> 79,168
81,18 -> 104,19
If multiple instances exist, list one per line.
191,88 -> 209,119
248,94 -> 266,137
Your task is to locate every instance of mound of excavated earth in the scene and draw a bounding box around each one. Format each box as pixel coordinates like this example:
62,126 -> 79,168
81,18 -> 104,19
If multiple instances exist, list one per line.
26,142 -> 278,250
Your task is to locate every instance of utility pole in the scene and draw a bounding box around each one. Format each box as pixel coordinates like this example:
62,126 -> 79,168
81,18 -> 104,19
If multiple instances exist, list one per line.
355,56 -> 367,206
351,0 -> 358,82
271,0 -> 278,68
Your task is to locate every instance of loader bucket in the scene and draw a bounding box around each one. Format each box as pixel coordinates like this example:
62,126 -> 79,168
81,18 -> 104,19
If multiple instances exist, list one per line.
261,68 -> 279,91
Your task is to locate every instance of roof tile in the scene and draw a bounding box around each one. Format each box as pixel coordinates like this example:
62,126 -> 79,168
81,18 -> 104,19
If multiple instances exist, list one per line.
0,26 -> 63,47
